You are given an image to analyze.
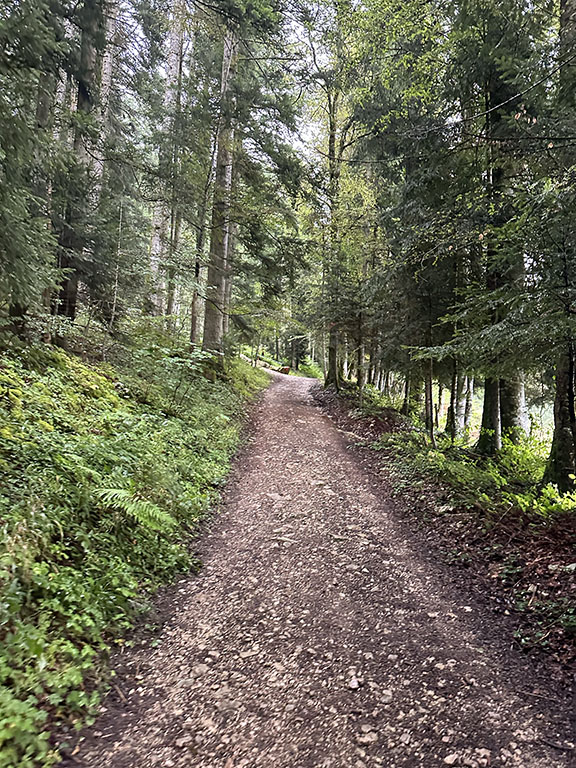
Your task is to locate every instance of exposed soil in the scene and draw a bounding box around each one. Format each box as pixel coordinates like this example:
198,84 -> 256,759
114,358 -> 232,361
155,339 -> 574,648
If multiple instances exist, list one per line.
60,374 -> 574,768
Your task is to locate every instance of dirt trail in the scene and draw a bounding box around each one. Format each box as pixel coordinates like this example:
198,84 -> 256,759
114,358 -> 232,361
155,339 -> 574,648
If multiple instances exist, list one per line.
62,374 -> 573,768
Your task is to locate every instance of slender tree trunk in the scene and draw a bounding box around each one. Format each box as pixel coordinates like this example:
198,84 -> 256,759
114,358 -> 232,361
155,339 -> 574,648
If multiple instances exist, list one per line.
189,234 -> 204,346
401,373 -> 411,416
93,0 -> 118,189
190,125 -> 219,347
165,211 -> 181,318
425,363 -> 436,447
202,28 -> 237,358
373,358 -> 381,390
476,47 -> 519,449
18,69 -> 59,338
367,339 -> 374,386
357,318 -> 365,407
325,326 -> 340,389
55,0 -> 104,322
435,383 -> 443,429
323,87 -> 343,390
383,371 -> 390,396
149,0 -> 184,315
222,218 -> 236,338
464,377 -> 474,432
446,365 -> 458,440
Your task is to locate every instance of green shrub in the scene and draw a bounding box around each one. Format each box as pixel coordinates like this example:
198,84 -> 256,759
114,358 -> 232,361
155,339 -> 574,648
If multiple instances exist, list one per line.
297,357 -> 323,379
373,430 -> 576,521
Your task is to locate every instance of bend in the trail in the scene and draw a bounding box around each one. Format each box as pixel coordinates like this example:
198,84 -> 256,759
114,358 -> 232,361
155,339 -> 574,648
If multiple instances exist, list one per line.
62,374 -> 572,768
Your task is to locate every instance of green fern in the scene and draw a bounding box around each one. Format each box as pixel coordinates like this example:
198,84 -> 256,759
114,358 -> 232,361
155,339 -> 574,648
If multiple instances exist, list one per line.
96,488 -> 176,531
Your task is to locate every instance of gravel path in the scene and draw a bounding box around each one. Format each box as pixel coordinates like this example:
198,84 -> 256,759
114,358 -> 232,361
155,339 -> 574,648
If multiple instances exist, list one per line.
63,374 -> 573,768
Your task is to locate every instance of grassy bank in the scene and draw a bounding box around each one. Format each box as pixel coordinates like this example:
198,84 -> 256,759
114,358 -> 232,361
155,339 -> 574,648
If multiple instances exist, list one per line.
0,345 -> 268,768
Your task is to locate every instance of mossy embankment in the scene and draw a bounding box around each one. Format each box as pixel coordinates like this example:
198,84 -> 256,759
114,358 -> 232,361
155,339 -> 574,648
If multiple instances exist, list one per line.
0,345 -> 268,767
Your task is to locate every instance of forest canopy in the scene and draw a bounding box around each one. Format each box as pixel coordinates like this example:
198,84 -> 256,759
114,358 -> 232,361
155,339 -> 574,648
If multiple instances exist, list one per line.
2,0 -> 576,490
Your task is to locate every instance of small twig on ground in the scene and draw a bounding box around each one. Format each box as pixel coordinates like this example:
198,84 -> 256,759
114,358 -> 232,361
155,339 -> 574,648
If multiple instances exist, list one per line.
539,738 -> 574,751
112,682 -> 127,703
519,689 -> 560,703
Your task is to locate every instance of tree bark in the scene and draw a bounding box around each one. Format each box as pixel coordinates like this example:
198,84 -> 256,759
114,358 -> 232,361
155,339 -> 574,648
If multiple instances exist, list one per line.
401,373 -> 411,416
325,326 -> 340,389
55,0 -> 104,322
222,218 -> 236,338
500,375 -> 526,443
544,347 -> 576,491
323,83 -> 344,389
435,383 -> 443,430
357,319 -> 365,407
477,377 -> 501,454
202,27 -> 237,357
543,0 -> 576,489
446,365 -> 458,440
149,0 -> 185,315
425,364 -> 436,448
464,377 -> 474,432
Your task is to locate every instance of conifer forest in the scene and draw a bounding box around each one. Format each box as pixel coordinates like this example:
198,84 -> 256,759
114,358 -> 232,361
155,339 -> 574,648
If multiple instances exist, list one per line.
0,0 -> 576,765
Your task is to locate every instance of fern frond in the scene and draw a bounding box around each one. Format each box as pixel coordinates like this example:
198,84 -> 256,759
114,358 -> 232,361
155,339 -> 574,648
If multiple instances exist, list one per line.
96,488 -> 176,532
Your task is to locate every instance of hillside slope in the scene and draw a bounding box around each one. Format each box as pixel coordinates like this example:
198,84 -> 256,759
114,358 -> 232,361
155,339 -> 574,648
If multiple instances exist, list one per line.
0,346 -> 268,767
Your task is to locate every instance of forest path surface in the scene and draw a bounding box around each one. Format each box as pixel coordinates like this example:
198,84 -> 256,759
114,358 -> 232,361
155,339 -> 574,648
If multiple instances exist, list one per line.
63,374 -> 573,768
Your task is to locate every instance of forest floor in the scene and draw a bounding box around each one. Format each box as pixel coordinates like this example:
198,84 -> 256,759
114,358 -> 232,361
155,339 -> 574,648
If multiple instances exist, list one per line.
59,373 -> 574,768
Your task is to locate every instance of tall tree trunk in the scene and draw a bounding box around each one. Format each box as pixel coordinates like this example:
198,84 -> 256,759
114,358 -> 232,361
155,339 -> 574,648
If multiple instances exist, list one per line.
456,374 -> 468,432
477,377 -> 501,454
464,377 -> 474,432
165,210 -> 181,318
435,383 -> 443,430
342,333 -> 349,379
222,218 -> 236,338
323,86 -> 343,389
500,375 -> 526,443
544,347 -> 576,491
149,0 -> 185,315
357,318 -> 365,407
55,0 -> 104,322
476,41 -> 520,449
425,363 -> 436,448
543,0 -> 576,489
446,365 -> 458,440
190,163 -> 213,347
325,326 -> 340,389
93,0 -> 119,189
383,370 -> 390,396
401,373 -> 411,416
202,27 -> 237,358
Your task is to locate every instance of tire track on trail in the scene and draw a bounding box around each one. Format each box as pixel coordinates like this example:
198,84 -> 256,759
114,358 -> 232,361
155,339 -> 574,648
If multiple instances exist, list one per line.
61,373 -> 573,768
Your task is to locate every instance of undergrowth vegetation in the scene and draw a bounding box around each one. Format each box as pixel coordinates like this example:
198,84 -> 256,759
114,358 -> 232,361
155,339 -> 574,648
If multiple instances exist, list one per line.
324,382 -> 576,657
373,432 -> 576,522
373,430 -> 576,647
0,343 -> 268,768
297,357 -> 324,379
342,382 -> 575,523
